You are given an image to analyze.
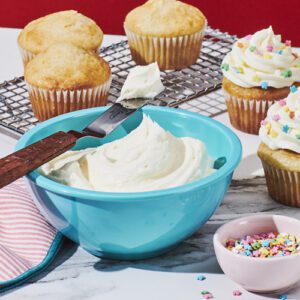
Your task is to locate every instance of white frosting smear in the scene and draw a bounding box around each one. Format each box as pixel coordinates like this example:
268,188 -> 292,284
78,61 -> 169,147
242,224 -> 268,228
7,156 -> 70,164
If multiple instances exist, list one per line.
222,26 -> 300,88
259,87 -> 300,153
40,115 -> 214,192
117,62 -> 164,101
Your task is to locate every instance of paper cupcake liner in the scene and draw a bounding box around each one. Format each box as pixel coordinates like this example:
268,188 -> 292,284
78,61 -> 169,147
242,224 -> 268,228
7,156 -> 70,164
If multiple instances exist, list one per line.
261,160 -> 300,207
26,77 -> 111,121
223,89 -> 276,135
124,25 -> 206,70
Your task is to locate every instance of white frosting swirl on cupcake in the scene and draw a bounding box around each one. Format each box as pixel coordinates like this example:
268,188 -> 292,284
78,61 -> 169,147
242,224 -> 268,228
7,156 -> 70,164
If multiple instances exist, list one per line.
259,87 -> 300,153
222,26 -> 300,88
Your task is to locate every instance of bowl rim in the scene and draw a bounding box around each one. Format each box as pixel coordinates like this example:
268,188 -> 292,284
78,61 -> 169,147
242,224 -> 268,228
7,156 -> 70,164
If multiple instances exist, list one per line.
213,214 -> 300,262
16,106 -> 242,202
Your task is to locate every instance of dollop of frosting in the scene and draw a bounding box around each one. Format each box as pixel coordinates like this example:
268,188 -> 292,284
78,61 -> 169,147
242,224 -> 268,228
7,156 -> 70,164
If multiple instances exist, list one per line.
117,63 -> 164,101
40,115 -> 214,192
222,26 -> 300,88
259,86 -> 300,153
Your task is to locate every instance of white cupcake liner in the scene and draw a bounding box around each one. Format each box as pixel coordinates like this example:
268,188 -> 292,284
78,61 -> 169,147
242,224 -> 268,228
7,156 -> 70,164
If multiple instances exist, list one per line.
124,25 -> 206,70
223,89 -> 276,135
261,160 -> 300,207
26,76 -> 111,121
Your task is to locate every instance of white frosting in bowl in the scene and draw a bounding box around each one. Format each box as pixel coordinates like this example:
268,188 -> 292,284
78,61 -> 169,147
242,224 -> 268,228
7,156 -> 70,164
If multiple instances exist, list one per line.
40,115 -> 214,192
259,86 -> 300,153
222,26 -> 300,88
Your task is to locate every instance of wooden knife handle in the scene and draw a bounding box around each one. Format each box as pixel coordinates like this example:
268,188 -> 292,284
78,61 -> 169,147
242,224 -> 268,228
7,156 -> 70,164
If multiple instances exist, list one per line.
0,131 -> 78,189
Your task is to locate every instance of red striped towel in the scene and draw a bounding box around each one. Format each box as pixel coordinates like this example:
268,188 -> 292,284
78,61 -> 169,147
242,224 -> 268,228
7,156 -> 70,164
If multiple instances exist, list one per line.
0,179 -> 62,290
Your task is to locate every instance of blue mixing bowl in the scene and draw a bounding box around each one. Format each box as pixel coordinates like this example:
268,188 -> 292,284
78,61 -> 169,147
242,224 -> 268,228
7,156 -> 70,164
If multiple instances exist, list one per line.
16,106 -> 242,260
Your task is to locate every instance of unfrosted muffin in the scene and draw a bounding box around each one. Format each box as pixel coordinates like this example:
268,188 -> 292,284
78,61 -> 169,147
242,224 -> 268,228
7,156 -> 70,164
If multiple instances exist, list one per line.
25,43 -> 111,121
258,87 -> 300,207
18,10 -> 103,65
222,26 -> 300,134
124,0 -> 206,70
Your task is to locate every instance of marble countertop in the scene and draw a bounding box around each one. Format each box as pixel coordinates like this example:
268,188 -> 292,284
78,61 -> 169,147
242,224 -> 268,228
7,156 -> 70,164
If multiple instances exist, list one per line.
3,178 -> 300,300
1,28 -> 300,300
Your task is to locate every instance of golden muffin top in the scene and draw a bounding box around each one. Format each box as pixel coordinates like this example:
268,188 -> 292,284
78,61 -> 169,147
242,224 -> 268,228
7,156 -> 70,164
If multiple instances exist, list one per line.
24,43 -> 111,90
124,0 -> 206,37
18,10 -> 103,54
258,142 -> 300,172
222,77 -> 292,101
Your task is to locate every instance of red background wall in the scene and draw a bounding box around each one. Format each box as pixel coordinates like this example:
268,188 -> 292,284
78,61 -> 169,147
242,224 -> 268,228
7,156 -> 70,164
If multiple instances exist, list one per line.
1,0 -> 300,45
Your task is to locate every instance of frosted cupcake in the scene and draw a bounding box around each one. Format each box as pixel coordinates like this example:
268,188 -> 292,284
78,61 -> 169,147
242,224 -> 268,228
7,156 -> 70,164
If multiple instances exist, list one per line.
258,86 -> 300,207
124,0 -> 206,70
222,26 -> 300,134
25,43 -> 111,121
18,10 -> 103,65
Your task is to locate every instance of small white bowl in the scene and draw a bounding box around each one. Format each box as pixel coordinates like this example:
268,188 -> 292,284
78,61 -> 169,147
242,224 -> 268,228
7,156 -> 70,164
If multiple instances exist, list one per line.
213,214 -> 300,293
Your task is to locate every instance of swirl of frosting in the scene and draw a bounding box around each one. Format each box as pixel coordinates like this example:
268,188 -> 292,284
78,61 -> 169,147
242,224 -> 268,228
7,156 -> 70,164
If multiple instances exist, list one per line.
221,26 -> 300,88
259,86 -> 300,153
40,114 -> 214,192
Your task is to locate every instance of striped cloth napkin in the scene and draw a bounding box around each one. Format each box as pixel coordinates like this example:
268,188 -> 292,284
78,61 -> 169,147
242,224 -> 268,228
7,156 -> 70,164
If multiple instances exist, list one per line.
0,179 -> 63,292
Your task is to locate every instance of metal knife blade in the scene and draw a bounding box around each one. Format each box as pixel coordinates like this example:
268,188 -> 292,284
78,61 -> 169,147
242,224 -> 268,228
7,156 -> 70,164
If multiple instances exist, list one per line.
82,98 -> 150,138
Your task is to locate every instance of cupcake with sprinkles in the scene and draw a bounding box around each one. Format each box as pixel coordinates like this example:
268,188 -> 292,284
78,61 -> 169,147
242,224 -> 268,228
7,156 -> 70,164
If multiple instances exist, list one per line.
222,26 -> 300,134
258,86 -> 300,206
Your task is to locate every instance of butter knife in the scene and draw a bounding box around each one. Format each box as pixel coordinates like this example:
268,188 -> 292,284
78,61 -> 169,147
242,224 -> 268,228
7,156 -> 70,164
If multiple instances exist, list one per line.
0,98 -> 150,189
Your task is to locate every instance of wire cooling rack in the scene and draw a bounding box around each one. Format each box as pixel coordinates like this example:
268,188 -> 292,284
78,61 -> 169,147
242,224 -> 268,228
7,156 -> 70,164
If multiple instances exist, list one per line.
0,27 -> 235,135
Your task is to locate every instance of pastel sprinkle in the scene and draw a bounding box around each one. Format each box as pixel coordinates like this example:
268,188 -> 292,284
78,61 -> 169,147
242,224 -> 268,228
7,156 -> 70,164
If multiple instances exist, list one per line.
260,119 -> 267,126
263,53 -> 272,59
235,67 -> 244,74
262,240 -> 270,247
221,63 -> 229,71
277,50 -> 283,55
290,85 -> 298,93
252,75 -> 261,82
201,290 -> 210,295
285,40 -> 291,46
266,45 -> 273,52
281,70 -> 292,78
296,134 -> 300,139
261,81 -> 268,89
272,114 -> 280,121
270,130 -> 278,138
279,294 -> 288,300
203,294 -> 213,299
282,125 -> 289,133
249,45 -> 256,52
226,232 -> 300,258
290,111 -> 295,119
266,123 -> 271,133
244,34 -> 252,41
244,244 -> 251,250
237,42 -> 244,48
232,290 -> 242,296
284,106 -> 289,113
197,275 -> 206,281
279,99 -> 286,106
